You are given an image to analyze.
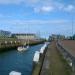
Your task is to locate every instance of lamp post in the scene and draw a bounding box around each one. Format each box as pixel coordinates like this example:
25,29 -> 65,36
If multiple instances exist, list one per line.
66,5 -> 75,40
72,14 -> 73,40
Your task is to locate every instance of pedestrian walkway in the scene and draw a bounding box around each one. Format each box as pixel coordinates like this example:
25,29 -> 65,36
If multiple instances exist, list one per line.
40,41 -> 72,75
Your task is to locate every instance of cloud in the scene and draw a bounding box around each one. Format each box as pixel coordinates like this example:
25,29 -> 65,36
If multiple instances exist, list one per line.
34,5 -> 54,13
0,19 -> 70,26
41,6 -> 54,12
33,0 -> 75,13
63,5 -> 75,12
0,0 -> 74,14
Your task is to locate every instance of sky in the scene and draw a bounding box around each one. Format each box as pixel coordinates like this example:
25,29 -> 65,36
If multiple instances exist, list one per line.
0,0 -> 75,38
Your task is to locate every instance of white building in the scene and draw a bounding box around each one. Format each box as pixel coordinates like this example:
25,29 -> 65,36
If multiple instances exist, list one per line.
12,33 -> 38,40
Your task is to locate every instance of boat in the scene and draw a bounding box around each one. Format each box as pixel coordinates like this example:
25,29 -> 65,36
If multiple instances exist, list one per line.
17,33 -> 30,52
17,45 -> 29,52
17,39 -> 29,52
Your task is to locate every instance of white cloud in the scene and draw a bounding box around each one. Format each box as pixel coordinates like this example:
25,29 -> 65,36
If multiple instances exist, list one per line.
34,5 -> 54,13
63,5 -> 75,12
41,6 -> 54,12
0,0 -> 74,14
33,0 -> 75,13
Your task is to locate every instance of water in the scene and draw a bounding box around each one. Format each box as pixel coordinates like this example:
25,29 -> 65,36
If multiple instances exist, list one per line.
0,44 -> 43,75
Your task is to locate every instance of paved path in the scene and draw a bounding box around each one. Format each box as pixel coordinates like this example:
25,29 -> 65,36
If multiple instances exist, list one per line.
40,41 -> 71,75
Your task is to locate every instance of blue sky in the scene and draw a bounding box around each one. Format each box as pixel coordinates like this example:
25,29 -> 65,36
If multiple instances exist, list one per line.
0,0 -> 75,38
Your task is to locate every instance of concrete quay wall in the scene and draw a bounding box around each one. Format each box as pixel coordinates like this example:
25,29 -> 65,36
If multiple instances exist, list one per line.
56,41 -> 75,71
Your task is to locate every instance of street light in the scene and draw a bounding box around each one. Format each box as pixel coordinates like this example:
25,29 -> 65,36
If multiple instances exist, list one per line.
72,15 -> 73,40
66,5 -> 75,40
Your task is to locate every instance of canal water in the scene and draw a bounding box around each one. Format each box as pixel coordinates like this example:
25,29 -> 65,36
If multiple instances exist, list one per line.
0,44 -> 43,75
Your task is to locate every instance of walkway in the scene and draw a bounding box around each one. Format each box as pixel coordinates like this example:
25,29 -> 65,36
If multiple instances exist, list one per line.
40,41 -> 72,75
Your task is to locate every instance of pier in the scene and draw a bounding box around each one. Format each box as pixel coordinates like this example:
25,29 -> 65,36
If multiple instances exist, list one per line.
32,41 -> 72,75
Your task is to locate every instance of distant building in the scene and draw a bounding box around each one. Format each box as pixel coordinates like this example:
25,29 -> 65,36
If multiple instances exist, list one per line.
49,34 -> 65,41
12,33 -> 39,40
0,30 -> 11,38
52,34 -> 58,40
57,35 -> 65,40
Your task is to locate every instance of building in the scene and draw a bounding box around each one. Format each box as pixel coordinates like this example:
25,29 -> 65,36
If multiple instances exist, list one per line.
0,30 -> 11,38
12,33 -> 38,40
49,34 -> 65,41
